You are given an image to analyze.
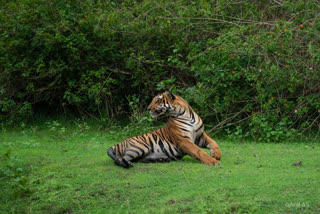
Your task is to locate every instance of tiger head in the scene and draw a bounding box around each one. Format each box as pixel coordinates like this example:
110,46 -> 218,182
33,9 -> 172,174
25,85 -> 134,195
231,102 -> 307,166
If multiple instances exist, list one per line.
147,91 -> 178,118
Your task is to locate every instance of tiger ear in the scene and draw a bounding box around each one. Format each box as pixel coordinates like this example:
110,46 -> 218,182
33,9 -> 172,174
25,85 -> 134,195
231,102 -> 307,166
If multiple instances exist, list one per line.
165,91 -> 175,101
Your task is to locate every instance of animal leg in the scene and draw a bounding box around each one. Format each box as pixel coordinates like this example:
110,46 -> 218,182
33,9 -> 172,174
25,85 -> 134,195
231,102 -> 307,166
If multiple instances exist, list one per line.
178,139 -> 220,165
117,145 -> 150,168
201,132 -> 221,160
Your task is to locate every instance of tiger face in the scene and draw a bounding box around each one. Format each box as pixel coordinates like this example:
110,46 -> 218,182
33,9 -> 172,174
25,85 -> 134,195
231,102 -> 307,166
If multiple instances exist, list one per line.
147,91 -> 176,118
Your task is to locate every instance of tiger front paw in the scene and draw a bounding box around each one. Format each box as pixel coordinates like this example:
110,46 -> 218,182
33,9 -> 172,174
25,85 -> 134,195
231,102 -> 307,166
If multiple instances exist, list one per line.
210,148 -> 221,160
213,160 -> 221,165
208,159 -> 221,166
203,158 -> 221,166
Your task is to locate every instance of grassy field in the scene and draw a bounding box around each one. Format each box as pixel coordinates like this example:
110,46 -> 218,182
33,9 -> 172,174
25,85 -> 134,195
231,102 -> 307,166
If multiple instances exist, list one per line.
0,119 -> 319,214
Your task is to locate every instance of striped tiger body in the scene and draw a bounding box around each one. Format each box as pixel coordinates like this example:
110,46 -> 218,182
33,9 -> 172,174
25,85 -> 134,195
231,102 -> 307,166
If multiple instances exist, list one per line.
107,91 -> 221,168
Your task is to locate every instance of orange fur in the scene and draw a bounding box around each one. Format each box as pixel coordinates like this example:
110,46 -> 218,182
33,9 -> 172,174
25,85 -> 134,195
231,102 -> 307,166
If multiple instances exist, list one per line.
107,91 -> 221,168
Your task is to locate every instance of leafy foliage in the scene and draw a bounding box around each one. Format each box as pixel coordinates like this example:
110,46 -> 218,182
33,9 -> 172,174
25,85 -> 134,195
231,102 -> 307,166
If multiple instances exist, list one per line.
1,0 -> 320,141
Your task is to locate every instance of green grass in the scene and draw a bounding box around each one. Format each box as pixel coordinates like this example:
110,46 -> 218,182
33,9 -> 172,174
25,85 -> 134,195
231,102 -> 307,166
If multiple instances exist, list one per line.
0,119 -> 319,214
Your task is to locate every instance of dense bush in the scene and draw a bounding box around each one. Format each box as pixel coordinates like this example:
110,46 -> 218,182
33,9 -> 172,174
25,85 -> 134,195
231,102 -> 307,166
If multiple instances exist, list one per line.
1,0 -> 319,141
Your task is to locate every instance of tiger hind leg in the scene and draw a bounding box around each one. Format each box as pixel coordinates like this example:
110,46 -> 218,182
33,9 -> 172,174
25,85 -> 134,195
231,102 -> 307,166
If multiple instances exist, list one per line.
107,148 -> 133,168
107,142 -> 151,168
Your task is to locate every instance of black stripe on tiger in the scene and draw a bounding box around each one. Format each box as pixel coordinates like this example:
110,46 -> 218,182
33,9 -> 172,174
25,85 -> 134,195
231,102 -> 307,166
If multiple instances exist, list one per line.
174,118 -> 192,127
195,123 -> 204,132
151,133 -> 158,143
148,136 -> 155,152
126,149 -> 141,156
188,105 -> 195,123
108,91 -> 221,168
128,142 -> 146,156
124,153 -> 135,160
177,126 -> 190,133
166,142 -> 180,160
131,137 -> 149,150
158,139 -> 172,159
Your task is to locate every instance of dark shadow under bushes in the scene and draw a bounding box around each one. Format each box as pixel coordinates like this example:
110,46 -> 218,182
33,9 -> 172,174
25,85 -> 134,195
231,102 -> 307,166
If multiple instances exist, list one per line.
1,0 -> 319,141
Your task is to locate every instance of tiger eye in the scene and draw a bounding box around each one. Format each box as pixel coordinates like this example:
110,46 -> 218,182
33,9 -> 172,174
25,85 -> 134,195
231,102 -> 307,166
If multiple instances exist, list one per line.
155,96 -> 161,103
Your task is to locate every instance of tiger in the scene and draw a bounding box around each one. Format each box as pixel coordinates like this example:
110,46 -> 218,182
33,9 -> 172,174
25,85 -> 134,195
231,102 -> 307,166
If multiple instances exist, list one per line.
107,91 -> 221,168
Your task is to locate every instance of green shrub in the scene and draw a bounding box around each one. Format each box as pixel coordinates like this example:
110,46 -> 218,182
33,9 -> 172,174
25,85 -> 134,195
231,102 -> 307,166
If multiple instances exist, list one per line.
1,0 -> 319,141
